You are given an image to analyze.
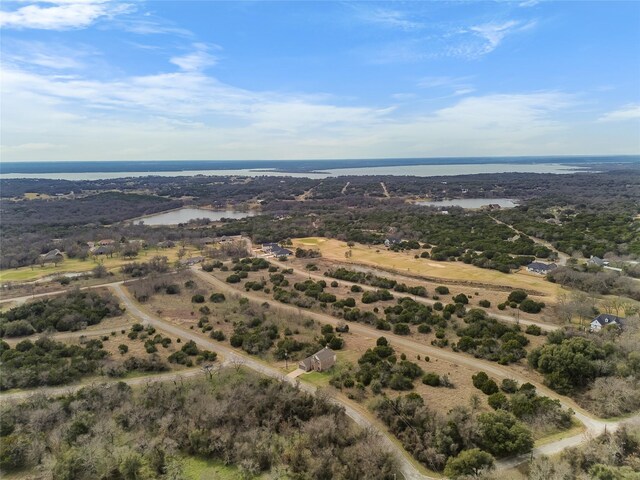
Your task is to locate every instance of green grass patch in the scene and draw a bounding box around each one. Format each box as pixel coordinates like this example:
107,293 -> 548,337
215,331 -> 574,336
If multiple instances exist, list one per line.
301,370 -> 332,387
534,418 -> 585,447
181,456 -> 244,480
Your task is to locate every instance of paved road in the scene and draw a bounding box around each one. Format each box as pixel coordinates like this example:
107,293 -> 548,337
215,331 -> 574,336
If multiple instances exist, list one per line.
270,259 -> 559,332
110,283 -> 428,480
191,266 -> 640,469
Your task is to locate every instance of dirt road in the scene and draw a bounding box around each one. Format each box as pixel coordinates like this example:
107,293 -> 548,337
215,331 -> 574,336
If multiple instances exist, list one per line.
110,283 -> 429,480
271,259 -> 559,332
191,266 -> 640,468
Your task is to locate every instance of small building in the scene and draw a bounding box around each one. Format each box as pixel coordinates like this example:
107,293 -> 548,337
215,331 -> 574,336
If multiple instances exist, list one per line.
91,245 -> 112,256
526,262 -> 557,275
588,256 -> 608,267
180,256 -> 205,266
262,243 -> 292,257
299,347 -> 337,372
39,249 -> 64,264
97,239 -> 115,246
384,238 -> 399,248
590,314 -> 625,332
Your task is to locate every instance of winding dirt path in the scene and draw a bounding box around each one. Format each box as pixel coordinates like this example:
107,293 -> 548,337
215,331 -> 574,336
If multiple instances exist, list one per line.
191,266 -> 640,470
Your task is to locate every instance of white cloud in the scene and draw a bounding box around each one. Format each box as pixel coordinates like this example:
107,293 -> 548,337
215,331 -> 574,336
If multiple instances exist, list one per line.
465,20 -> 536,55
0,0 -> 133,30
418,76 -> 475,97
598,104 -> 640,122
358,7 -> 423,31
170,43 -> 219,72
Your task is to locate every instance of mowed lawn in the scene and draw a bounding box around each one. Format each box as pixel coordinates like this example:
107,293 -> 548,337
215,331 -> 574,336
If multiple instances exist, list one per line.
292,237 -> 564,300
0,246 -> 200,283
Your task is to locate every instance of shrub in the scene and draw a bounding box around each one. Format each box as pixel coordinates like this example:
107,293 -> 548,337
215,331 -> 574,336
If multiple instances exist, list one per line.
501,378 -> 519,393
452,293 -> 468,305
350,285 -> 363,293
488,392 -> 509,410
422,373 -> 441,387
118,344 -> 129,354
479,299 -> 491,308
417,323 -> 432,334
393,323 -> 410,335
508,290 -> 528,303
435,286 -> 449,294
519,299 -> 544,314
525,324 -> 542,336
209,293 -> 226,303
191,294 -> 205,303
165,284 -> 180,295
226,274 -> 241,283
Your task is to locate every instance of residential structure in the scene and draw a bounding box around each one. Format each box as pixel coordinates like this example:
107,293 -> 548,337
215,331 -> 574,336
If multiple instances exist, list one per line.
526,262 -> 557,274
180,256 -> 205,266
39,249 -> 64,264
262,243 -> 292,257
590,314 -> 625,332
298,347 -> 337,372
588,256 -> 608,267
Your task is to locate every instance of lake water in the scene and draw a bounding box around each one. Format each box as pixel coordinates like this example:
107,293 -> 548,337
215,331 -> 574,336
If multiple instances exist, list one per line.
0,162 -> 589,180
134,208 -> 255,225
416,198 -> 518,209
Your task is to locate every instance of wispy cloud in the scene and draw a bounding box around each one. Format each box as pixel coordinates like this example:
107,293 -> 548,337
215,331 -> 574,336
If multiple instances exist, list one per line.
170,43 -> 219,72
418,76 -> 475,97
357,7 -> 423,31
598,103 -> 640,122
463,20 -> 536,56
0,0 -> 134,30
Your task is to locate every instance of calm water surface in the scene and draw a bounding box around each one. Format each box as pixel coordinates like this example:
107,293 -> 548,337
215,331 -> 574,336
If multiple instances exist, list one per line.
0,163 -> 587,180
135,208 -> 255,225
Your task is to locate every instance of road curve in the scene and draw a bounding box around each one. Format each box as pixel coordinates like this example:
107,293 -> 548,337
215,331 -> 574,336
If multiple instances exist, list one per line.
190,267 -> 640,467
110,283 -> 429,480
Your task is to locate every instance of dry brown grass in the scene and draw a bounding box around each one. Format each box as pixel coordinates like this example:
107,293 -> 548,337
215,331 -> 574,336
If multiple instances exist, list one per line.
293,237 -> 565,301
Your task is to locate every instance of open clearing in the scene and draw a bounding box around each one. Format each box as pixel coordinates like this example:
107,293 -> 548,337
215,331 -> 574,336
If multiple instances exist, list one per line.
0,245 -> 200,283
293,237 -> 565,301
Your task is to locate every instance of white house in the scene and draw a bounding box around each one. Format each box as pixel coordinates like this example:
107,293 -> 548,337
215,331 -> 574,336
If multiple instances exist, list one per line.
590,314 -> 625,332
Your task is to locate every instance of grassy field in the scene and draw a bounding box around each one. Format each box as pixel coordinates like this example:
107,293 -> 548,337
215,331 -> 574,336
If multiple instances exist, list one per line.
0,246 -> 200,283
293,237 -> 564,300
182,456 -> 247,480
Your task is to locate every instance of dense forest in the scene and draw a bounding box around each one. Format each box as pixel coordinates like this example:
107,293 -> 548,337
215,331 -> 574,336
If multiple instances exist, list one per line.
0,370 -> 398,479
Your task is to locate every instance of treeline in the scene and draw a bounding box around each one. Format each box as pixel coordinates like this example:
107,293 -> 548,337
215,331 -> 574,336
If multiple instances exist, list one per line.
548,266 -> 640,300
0,337 -> 107,390
496,206 -> 640,258
0,290 -> 123,337
0,370 -> 399,478
527,425 -> 640,480
528,328 -> 640,416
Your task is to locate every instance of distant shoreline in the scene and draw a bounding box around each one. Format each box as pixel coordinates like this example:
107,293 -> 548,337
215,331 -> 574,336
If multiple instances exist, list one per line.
1,155 -> 637,175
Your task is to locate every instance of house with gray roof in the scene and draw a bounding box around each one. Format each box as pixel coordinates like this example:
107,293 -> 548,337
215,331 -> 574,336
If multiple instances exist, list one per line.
299,347 -> 336,372
526,262 -> 557,274
590,314 -> 625,332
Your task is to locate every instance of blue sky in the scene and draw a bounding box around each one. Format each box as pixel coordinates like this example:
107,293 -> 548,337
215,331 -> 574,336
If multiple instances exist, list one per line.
1,0 -> 639,161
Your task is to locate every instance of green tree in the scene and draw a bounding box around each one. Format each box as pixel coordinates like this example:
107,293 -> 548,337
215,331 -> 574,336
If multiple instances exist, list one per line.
444,448 -> 495,478
477,410 -> 534,457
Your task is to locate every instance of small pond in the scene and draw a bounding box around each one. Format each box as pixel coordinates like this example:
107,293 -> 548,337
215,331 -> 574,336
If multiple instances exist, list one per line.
135,208 -> 255,225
